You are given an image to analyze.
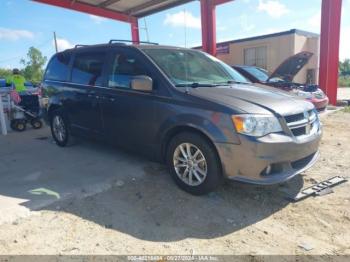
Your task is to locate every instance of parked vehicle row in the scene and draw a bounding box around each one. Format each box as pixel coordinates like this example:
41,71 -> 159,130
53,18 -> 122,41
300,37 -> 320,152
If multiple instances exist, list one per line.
233,52 -> 329,111
42,42 -> 322,195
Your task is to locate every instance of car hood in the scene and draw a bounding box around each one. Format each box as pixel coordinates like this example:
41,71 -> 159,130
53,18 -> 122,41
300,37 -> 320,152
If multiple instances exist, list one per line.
189,84 -> 314,116
268,51 -> 313,82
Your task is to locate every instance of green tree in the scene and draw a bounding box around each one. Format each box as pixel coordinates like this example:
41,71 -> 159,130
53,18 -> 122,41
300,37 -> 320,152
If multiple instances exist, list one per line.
20,47 -> 47,84
0,68 -> 12,79
339,59 -> 350,76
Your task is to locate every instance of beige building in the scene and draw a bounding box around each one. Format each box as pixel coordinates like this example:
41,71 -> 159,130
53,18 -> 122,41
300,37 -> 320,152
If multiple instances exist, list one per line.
214,29 -> 320,84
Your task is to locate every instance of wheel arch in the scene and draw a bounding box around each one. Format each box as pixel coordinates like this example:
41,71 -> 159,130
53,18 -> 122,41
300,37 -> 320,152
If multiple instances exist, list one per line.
47,104 -> 63,122
161,125 -> 222,172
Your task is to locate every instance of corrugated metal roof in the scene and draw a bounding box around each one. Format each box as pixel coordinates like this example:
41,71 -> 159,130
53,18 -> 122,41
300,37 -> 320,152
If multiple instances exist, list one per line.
77,0 -> 194,17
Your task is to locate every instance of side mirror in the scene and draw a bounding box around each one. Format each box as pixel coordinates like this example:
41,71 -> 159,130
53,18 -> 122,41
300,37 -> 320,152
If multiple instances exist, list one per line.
130,75 -> 153,92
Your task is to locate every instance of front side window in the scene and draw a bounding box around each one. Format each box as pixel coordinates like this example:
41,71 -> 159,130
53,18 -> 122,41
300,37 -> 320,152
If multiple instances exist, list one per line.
71,52 -> 105,86
142,49 -> 248,86
108,53 -> 148,89
45,52 -> 71,81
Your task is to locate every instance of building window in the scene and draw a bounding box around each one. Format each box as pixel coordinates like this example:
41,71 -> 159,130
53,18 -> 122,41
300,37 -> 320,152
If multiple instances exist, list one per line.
244,46 -> 267,69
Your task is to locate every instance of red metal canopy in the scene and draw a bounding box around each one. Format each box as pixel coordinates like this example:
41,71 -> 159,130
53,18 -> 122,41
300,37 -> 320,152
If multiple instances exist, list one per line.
32,0 -> 342,105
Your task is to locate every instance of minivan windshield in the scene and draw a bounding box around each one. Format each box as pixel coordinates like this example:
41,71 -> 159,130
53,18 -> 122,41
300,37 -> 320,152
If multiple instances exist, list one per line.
142,48 -> 250,87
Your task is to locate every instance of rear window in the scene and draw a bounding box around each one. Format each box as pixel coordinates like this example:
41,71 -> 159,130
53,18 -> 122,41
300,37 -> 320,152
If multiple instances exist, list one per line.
45,52 -> 71,81
71,52 -> 106,86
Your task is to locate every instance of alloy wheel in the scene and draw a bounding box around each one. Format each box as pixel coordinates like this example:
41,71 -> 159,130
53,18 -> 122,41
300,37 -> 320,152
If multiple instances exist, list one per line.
173,143 -> 207,186
52,115 -> 66,142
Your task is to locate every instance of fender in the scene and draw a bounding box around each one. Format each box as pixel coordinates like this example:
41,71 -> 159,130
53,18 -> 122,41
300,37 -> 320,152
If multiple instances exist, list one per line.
156,112 -> 241,160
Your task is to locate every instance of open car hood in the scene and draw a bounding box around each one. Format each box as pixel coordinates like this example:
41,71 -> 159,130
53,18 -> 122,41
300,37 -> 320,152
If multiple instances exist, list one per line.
268,51 -> 313,82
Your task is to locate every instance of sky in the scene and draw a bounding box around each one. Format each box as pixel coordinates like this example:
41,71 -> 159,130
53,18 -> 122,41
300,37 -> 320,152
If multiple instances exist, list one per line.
0,0 -> 349,69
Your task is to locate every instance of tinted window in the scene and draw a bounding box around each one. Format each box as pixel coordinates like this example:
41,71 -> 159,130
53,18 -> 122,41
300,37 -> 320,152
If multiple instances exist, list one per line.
71,52 -> 105,86
108,53 -> 149,89
45,52 -> 71,81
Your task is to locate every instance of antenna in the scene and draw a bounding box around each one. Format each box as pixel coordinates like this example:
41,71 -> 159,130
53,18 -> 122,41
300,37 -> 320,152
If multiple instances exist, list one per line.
143,18 -> 150,43
183,8 -> 189,93
53,32 -> 58,53
137,18 -> 150,42
183,9 -> 187,48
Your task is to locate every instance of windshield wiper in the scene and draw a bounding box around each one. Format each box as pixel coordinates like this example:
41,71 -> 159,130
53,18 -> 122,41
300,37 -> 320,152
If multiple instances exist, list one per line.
217,80 -> 251,85
175,83 -> 219,88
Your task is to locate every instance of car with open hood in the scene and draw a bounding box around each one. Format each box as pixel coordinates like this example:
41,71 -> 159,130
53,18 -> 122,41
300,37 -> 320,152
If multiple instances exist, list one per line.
233,52 -> 329,111
42,42 -> 322,195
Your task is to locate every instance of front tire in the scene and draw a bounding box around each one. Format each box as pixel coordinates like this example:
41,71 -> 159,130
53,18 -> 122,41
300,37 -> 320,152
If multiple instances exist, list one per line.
166,132 -> 223,195
50,110 -> 73,147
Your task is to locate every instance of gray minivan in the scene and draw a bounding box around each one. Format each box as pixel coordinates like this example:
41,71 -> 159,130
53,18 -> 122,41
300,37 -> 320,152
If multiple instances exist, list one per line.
42,42 -> 322,195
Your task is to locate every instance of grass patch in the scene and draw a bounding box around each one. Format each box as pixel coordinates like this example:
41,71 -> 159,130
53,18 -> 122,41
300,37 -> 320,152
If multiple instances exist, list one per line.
342,106 -> 350,113
339,77 -> 350,87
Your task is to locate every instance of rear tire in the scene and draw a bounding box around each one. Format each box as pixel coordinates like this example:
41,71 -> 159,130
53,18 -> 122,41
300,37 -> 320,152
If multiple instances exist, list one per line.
166,132 -> 223,195
50,110 -> 74,147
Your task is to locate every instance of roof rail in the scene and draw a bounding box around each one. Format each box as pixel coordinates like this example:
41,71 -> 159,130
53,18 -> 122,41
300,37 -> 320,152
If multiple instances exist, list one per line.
108,39 -> 159,45
74,44 -> 89,48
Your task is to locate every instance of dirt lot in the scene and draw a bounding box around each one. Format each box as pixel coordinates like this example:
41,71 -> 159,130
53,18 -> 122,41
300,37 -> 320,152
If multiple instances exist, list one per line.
0,109 -> 349,258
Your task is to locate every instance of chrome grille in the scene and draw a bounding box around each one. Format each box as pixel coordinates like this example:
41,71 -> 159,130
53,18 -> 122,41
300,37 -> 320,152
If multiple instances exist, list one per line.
284,110 -> 318,137
284,113 -> 305,123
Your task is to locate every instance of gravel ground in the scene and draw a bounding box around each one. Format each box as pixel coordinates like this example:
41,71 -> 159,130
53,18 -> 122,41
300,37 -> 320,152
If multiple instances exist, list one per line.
338,87 -> 350,100
0,110 -> 349,259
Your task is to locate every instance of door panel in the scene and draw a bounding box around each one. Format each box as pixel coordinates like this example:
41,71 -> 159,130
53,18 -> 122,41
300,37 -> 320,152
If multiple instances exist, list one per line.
99,88 -> 156,150
98,48 -> 158,154
65,50 -> 108,136
64,84 -> 102,135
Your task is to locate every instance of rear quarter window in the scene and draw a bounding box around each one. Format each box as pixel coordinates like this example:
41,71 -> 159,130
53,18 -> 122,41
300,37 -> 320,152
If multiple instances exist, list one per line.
45,52 -> 71,82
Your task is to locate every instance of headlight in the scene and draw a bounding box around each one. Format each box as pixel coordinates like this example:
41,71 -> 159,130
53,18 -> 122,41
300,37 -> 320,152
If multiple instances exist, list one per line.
296,90 -> 313,99
232,115 -> 282,137
313,89 -> 325,99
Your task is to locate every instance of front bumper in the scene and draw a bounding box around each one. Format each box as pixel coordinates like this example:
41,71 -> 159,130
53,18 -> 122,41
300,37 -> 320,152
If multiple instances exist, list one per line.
310,97 -> 329,111
215,129 -> 322,185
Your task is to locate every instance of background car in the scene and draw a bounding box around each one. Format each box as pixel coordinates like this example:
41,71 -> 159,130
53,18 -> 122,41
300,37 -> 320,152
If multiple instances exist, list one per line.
233,52 -> 329,111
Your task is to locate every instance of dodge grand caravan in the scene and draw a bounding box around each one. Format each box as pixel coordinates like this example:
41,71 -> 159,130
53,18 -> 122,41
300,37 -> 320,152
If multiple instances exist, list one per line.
42,41 -> 322,195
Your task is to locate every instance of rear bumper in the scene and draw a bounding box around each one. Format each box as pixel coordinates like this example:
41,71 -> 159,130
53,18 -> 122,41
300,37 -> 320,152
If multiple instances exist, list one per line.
215,129 -> 322,185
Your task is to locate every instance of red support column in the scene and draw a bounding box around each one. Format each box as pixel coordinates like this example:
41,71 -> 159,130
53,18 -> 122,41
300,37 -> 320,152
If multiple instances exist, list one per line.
200,0 -> 216,56
319,0 -> 342,105
131,17 -> 140,44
